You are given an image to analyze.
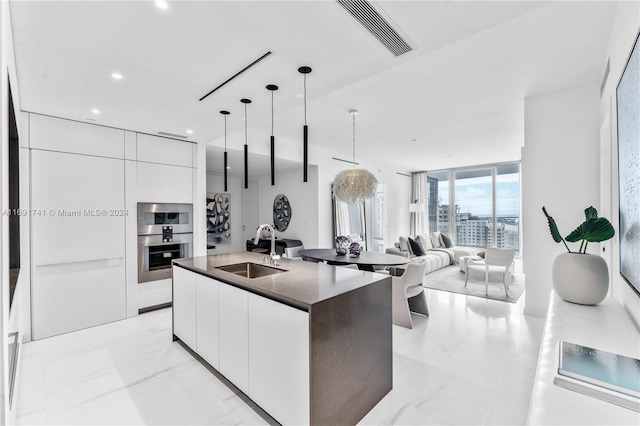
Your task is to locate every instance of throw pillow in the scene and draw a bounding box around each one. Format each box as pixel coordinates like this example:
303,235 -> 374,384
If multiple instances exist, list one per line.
430,231 -> 442,248
408,237 -> 427,256
419,233 -> 434,250
399,236 -> 410,252
440,233 -> 453,248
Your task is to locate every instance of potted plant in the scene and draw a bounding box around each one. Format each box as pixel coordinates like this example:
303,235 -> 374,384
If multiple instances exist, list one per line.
542,206 -> 615,305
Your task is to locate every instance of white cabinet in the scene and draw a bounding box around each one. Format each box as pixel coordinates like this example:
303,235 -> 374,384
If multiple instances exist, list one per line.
31,150 -> 126,339
248,294 -> 310,425
172,267 -> 311,424
172,267 -> 197,349
137,134 -> 193,167
137,161 -> 193,204
29,113 -> 124,158
196,274 -> 219,369
218,283 -> 249,393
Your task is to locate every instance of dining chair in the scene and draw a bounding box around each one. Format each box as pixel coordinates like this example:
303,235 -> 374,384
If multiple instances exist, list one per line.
392,258 -> 429,329
464,247 -> 516,296
283,245 -> 305,260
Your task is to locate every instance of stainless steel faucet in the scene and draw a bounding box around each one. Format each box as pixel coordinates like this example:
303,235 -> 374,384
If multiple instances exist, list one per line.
254,224 -> 280,266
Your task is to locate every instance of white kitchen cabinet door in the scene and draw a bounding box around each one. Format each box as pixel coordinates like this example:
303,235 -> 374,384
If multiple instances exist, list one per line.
137,161 -> 192,204
196,275 -> 219,369
218,283 -> 249,393
32,260 -> 125,339
248,294 -> 310,425
137,134 -> 193,167
172,266 -> 197,349
30,150 -> 126,339
29,113 -> 124,158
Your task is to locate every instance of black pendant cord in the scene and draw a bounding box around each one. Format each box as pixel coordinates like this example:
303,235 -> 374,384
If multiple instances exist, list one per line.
267,84 -> 278,186
241,99 -> 251,190
220,110 -> 230,192
299,66 -> 312,183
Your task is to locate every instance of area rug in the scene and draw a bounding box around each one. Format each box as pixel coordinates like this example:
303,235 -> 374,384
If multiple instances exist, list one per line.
421,265 -> 525,303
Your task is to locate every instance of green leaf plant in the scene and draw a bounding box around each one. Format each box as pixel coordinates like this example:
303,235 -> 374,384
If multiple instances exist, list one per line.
542,206 -> 615,254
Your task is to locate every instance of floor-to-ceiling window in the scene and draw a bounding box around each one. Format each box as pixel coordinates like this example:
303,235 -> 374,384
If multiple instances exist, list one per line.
454,168 -> 493,248
426,171 -> 450,236
426,162 -> 520,251
496,163 -> 520,251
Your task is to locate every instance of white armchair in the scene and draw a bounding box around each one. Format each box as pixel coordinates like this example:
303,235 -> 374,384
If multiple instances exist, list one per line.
464,247 -> 516,296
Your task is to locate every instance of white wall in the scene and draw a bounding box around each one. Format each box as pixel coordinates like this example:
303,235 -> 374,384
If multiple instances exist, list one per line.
600,1 -> 640,328
256,166 -> 319,248
522,84 -> 601,317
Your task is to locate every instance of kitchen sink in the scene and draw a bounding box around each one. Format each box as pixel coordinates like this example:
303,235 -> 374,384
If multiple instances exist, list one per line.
215,262 -> 286,279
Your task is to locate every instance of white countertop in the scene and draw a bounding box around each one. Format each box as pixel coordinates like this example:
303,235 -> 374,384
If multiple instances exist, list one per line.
527,290 -> 640,425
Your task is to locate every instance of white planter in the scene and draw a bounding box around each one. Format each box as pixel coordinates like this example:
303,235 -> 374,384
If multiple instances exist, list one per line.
552,252 -> 609,305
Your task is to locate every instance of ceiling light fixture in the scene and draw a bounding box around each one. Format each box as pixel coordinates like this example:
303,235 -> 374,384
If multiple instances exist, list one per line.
241,98 -> 252,190
298,66 -> 312,183
111,72 -> 123,80
266,84 -> 278,186
155,0 -> 168,10
220,110 -> 230,192
332,110 -> 378,203
91,109 -> 100,115
186,129 -> 193,135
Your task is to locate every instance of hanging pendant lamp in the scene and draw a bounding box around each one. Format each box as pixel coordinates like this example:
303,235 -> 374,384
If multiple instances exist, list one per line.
266,84 -> 278,186
241,98 -> 251,190
332,110 -> 378,203
298,66 -> 312,182
220,110 -> 230,192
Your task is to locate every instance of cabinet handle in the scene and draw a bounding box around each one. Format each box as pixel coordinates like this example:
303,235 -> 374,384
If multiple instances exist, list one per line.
36,257 -> 124,268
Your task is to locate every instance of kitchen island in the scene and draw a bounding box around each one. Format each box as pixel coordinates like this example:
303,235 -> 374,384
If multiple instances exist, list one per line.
172,252 -> 392,426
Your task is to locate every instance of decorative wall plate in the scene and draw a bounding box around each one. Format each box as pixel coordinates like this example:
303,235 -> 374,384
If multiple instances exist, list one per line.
273,194 -> 291,232
207,193 -> 231,244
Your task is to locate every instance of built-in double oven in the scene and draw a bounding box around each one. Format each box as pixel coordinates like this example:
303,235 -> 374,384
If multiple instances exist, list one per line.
137,203 -> 193,283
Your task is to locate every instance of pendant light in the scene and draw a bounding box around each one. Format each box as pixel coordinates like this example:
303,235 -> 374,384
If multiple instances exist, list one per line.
241,98 -> 251,190
298,66 -> 312,182
332,110 -> 378,203
219,110 -> 230,192
266,84 -> 278,186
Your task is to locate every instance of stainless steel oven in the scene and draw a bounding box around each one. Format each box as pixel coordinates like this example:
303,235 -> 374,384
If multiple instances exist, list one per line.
137,203 -> 193,283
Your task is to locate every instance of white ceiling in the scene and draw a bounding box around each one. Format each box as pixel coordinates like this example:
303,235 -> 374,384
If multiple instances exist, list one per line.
10,1 -> 617,175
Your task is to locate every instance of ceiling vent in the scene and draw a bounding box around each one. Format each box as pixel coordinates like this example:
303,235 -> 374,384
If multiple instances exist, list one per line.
335,0 -> 413,57
158,131 -> 188,139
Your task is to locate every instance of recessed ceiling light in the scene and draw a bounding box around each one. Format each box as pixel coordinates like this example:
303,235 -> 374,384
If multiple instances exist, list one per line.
155,0 -> 168,10
226,166 -> 231,169
186,129 -> 193,134
111,72 -> 123,80
91,109 -> 100,115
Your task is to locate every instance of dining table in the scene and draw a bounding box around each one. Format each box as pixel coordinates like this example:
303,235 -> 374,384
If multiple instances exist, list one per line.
298,248 -> 409,272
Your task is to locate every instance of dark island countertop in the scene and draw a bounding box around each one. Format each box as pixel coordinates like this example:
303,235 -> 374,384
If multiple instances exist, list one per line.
173,252 -> 388,311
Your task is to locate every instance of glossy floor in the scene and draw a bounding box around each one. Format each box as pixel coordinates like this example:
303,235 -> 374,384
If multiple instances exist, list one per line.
15,281 -> 544,425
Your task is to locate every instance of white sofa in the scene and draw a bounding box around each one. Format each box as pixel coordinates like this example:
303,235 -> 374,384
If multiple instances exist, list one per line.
386,232 -> 476,275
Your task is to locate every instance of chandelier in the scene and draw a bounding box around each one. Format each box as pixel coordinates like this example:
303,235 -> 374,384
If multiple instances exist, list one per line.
332,110 -> 378,203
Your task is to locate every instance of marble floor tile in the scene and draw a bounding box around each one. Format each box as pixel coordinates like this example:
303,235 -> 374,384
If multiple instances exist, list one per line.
15,281 -> 544,426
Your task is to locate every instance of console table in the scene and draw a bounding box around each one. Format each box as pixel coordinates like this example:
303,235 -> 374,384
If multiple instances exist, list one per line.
527,290 -> 640,424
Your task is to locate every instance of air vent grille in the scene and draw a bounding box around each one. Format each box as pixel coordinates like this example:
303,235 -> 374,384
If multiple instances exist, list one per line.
199,51 -> 272,101
158,131 -> 188,139
336,0 -> 412,57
